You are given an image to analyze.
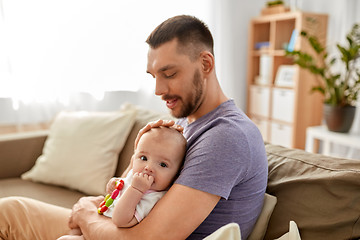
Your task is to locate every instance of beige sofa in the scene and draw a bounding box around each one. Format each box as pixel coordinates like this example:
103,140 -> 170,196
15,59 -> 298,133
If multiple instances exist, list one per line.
0,105 -> 359,240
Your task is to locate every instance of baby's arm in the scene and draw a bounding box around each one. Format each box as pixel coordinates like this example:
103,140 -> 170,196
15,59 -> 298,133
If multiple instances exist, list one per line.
112,172 -> 154,228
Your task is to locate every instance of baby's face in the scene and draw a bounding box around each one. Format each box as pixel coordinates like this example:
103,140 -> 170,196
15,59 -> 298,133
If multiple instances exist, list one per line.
132,129 -> 184,191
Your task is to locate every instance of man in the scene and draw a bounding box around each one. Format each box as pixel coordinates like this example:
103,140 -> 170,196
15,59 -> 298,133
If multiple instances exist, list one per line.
0,15 -> 267,240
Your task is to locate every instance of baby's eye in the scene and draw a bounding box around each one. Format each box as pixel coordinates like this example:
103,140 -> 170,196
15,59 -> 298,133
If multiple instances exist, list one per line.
140,156 -> 147,161
160,162 -> 167,168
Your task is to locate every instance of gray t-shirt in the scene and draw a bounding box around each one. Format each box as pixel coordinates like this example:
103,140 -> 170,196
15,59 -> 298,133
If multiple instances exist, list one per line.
175,99 -> 268,240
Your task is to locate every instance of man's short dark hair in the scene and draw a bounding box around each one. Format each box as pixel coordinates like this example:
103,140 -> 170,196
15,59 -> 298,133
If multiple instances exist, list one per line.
146,15 -> 214,61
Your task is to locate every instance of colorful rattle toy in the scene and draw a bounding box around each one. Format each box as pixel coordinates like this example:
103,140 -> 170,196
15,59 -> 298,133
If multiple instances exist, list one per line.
98,179 -> 125,214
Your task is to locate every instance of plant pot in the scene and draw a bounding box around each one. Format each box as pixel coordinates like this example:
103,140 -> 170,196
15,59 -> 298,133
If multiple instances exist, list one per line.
323,104 -> 356,133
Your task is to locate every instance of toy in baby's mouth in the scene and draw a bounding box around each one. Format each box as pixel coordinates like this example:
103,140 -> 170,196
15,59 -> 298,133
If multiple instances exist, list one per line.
98,180 -> 125,214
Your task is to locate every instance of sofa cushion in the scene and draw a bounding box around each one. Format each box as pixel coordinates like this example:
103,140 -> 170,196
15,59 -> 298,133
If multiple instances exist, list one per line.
0,178 -> 85,209
248,193 -> 277,240
21,109 -> 136,195
265,144 -> 360,240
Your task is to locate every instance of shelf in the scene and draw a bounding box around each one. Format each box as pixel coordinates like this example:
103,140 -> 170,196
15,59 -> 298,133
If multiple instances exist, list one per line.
252,11 -> 300,23
273,49 -> 287,56
252,49 -> 287,56
250,83 -> 273,88
246,11 -> 328,149
252,50 -> 270,56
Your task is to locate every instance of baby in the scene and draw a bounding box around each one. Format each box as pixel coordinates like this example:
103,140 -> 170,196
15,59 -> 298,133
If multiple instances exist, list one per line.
59,126 -> 186,239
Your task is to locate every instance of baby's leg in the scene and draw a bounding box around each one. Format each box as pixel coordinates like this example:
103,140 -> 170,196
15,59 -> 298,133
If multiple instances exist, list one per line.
56,228 -> 84,240
57,235 -> 85,240
69,228 -> 82,235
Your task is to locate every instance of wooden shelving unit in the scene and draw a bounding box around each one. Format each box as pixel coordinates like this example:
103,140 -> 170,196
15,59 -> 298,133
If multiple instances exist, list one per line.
246,11 -> 328,149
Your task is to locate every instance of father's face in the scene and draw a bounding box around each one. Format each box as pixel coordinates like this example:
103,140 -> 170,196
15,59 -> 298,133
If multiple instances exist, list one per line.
146,39 -> 204,119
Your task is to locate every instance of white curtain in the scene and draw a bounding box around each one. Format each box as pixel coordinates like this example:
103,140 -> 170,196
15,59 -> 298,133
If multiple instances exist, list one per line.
0,0 -> 212,124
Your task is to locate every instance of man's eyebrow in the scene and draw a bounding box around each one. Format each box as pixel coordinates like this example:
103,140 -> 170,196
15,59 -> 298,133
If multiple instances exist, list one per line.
159,64 -> 176,72
146,64 -> 176,76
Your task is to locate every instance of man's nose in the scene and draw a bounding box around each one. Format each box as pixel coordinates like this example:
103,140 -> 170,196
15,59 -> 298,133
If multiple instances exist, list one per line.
154,78 -> 168,96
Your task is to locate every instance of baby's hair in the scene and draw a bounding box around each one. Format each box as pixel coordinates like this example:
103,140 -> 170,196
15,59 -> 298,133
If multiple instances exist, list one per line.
145,126 -> 186,152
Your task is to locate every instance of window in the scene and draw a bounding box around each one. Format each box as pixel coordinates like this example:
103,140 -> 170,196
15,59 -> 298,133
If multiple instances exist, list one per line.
0,0 -> 212,104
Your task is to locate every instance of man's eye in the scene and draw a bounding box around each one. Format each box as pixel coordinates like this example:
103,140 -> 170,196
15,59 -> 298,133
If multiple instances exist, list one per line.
140,156 -> 147,161
165,73 -> 176,78
160,162 -> 167,168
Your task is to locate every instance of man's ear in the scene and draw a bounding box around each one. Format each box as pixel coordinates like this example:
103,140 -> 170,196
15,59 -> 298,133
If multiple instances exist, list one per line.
200,51 -> 215,74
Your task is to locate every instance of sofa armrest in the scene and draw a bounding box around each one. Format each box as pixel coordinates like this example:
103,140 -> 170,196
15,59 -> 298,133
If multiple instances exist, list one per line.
0,130 -> 48,179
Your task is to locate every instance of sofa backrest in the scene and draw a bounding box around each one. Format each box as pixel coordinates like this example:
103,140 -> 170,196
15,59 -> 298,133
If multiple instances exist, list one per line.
0,131 -> 48,179
0,106 -> 173,181
264,143 -> 360,240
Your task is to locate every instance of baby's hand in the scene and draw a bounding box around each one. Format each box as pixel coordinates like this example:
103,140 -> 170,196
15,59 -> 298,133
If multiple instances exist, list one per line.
131,172 -> 154,194
106,177 -> 121,194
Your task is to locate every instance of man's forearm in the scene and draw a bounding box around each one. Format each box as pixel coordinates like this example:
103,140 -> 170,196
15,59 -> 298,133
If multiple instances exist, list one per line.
72,185 -> 220,240
80,212 -> 127,240
72,197 -> 133,240
77,209 -> 145,240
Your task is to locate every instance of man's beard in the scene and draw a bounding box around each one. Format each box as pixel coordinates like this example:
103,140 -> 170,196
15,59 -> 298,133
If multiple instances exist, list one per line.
169,69 -> 204,119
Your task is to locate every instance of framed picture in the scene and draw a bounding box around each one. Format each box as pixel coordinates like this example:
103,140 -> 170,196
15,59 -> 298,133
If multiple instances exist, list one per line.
275,65 -> 297,87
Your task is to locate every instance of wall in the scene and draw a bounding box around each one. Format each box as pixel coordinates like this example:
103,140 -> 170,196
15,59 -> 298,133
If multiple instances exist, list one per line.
212,1 -> 265,110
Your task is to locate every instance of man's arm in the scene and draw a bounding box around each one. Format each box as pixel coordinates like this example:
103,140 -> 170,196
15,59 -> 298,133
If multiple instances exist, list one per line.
71,184 -> 220,240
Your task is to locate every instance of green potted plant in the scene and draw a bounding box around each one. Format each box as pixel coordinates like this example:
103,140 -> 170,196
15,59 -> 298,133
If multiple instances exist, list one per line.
261,1 -> 289,15
286,23 -> 360,132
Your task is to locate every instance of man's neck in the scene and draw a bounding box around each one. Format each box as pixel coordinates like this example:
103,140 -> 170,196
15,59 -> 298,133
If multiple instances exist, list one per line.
187,78 -> 228,124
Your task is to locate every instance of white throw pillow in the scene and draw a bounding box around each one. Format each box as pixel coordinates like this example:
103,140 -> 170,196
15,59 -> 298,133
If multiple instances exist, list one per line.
22,109 -> 136,195
204,223 -> 242,240
275,221 -> 301,240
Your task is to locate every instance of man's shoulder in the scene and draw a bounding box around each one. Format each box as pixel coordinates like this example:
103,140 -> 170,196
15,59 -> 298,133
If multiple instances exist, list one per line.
181,100 -> 262,146
190,106 -> 264,155
187,114 -> 257,153
203,108 -> 257,138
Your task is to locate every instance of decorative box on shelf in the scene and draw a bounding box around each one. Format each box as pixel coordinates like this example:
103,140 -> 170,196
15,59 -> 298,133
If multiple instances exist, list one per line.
274,65 -> 297,87
255,41 -> 270,50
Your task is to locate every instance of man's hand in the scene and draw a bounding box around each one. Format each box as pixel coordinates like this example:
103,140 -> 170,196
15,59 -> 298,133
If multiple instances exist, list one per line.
69,196 -> 104,229
134,119 -> 184,149
131,172 -> 154,194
